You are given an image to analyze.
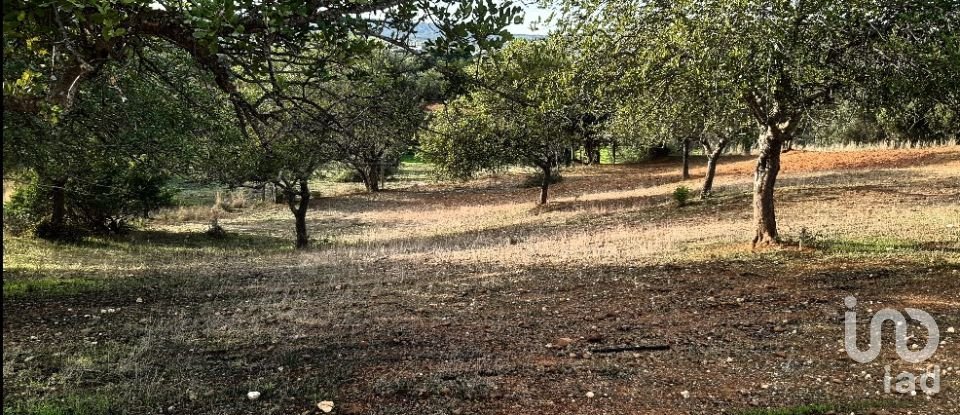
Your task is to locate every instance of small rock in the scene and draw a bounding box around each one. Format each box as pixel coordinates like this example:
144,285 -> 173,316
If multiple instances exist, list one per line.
136,297 -> 143,303
585,391 -> 595,398
948,327 -> 956,334
317,401 -> 334,413
680,390 -> 690,399
554,337 -> 574,347
247,391 -> 261,401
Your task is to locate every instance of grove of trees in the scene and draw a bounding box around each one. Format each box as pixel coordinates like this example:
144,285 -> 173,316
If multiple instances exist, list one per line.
4,0 -> 958,248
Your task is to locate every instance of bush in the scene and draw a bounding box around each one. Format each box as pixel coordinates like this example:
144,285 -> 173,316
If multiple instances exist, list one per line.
2,166 -> 175,238
330,160 -> 401,183
205,218 -> 228,239
3,179 -> 48,235
672,185 -> 691,207
68,167 -> 175,233
34,220 -> 87,241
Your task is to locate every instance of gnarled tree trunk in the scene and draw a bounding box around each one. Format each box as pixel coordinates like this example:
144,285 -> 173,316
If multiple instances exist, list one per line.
700,138 -> 727,199
752,128 -> 784,248
283,179 -> 311,249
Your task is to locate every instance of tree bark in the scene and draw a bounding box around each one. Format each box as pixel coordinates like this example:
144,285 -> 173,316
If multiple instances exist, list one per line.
782,138 -> 794,153
273,183 -> 284,204
583,137 -> 601,165
50,178 -> 67,230
700,139 -> 727,199
681,138 -> 691,180
538,163 -> 551,205
367,163 -> 381,192
284,179 -> 311,249
752,129 -> 784,248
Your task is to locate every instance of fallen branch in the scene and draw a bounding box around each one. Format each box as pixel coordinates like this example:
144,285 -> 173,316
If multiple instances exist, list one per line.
590,344 -> 671,354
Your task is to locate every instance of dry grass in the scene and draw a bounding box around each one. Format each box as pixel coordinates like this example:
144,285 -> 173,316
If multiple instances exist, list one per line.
3,147 -> 959,415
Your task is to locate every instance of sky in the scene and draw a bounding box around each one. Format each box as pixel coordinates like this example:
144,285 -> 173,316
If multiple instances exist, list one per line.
507,3 -> 558,36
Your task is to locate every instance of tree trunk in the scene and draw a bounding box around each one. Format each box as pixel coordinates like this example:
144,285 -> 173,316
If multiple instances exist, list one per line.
273,183 -> 284,204
538,164 -> 551,205
782,139 -> 794,153
284,179 -> 311,249
50,178 -> 67,230
583,137 -> 601,165
700,140 -> 727,199
752,129 -> 783,248
681,138 -> 691,180
367,163 -> 381,192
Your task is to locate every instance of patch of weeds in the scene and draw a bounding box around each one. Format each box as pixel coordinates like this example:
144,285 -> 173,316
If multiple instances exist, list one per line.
3,277 -> 104,300
672,185 -> 692,207
3,393 -> 117,415
204,218 -> 228,239
737,400 -> 895,415
818,236 -> 921,254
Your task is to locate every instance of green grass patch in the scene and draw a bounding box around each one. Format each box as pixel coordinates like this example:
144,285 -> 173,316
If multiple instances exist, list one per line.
737,399 -> 897,415
817,236 -> 922,254
400,153 -> 426,164
3,393 -> 117,415
3,277 -> 105,299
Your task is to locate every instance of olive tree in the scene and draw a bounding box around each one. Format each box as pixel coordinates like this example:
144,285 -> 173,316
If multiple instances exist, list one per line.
421,39 -> 577,204
329,50 -> 432,192
566,0 -> 959,246
3,48 -> 225,236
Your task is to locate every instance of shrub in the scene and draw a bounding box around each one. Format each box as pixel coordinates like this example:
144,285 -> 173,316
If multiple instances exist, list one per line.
672,185 -> 691,207
2,166 -> 176,238
34,220 -> 87,241
68,167 -> 175,233
3,179 -> 48,235
330,160 -> 401,183
205,218 -> 228,239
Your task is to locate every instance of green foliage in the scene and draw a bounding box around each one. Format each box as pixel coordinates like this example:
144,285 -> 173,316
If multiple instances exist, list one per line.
2,176 -> 48,236
330,160 -> 402,184
565,0 -> 959,142
328,49 -> 432,190
421,39 -> 581,180
3,163 -> 175,237
672,186 -> 692,207
69,163 -> 176,233
520,170 -> 563,189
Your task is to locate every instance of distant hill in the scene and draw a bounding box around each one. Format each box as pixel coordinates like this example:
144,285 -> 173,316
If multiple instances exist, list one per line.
389,22 -> 545,49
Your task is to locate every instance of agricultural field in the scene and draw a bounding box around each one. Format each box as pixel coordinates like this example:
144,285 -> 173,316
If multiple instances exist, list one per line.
4,147 -> 959,415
